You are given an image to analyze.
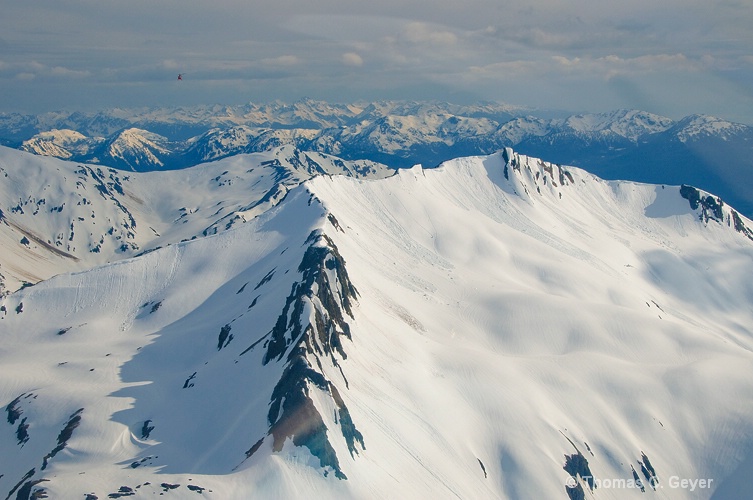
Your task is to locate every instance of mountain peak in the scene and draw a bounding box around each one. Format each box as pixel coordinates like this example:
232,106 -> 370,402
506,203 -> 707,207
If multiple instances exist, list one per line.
562,109 -> 674,141
253,228 -> 363,479
672,114 -> 749,142
2,147 -> 753,498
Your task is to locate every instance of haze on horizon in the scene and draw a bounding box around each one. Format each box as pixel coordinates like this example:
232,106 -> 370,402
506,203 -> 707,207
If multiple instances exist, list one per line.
1,0 -> 752,124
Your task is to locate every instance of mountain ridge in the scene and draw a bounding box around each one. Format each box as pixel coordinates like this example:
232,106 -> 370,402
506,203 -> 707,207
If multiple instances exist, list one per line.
0,144 -> 394,296
1,147 -> 753,498
7,99 -> 752,218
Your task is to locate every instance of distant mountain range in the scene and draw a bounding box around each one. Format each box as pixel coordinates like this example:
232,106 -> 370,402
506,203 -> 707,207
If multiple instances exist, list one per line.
2,99 -> 752,216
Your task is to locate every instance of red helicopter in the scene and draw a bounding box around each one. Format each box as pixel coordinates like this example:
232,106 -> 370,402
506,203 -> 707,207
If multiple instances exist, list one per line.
177,74 -> 183,81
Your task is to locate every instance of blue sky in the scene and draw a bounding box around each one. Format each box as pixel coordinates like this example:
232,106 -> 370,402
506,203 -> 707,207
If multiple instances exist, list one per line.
2,0 -> 752,123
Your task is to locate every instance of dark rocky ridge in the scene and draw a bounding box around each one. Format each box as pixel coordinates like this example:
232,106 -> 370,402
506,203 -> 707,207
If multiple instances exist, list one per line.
680,184 -> 753,241
245,227 -> 364,479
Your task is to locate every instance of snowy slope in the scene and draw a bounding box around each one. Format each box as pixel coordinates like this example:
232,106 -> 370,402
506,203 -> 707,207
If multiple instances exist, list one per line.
20,129 -> 100,159
0,145 -> 393,296
1,148 -> 753,499
104,128 -> 175,170
672,115 -> 751,143
183,126 -> 319,164
561,109 -> 674,141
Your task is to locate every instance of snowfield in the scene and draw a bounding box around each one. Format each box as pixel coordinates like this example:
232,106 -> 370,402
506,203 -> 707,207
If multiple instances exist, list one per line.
1,147 -> 753,499
0,145 -> 393,296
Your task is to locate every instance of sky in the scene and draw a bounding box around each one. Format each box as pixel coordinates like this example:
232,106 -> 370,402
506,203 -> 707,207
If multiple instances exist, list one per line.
1,0 -> 753,123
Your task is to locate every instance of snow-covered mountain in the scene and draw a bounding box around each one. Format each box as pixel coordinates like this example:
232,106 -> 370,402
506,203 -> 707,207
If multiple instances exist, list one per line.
0,145 -> 393,296
11,100 -> 523,171
7,100 -> 752,218
182,126 -> 320,165
672,115 -> 751,143
2,147 -> 753,499
550,114 -> 753,218
18,129 -> 101,159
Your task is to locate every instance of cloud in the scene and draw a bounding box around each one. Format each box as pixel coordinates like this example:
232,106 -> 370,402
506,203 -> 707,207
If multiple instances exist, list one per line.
0,60 -> 90,81
469,60 -> 539,77
0,0 -> 752,121
499,26 -> 586,50
550,53 -> 701,80
469,52 -> 704,87
263,55 -> 300,66
400,22 -> 458,46
50,66 -> 90,79
342,52 -> 364,67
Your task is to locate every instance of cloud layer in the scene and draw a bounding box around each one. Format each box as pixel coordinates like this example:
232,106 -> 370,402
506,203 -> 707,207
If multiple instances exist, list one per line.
1,0 -> 752,122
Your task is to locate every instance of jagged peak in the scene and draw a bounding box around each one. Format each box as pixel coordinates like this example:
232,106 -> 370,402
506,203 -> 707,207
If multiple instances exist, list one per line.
498,148 -> 753,241
498,147 -> 578,201
244,226 -> 363,479
263,228 -> 357,365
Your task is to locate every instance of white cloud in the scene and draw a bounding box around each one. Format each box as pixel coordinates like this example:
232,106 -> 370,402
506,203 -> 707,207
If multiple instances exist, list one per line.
263,55 -> 300,66
401,22 -> 458,46
50,66 -> 90,79
469,60 -> 539,76
550,53 -> 700,80
342,52 -> 364,67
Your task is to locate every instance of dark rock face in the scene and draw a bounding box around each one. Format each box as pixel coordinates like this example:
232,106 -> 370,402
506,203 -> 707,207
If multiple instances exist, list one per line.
15,478 -> 49,500
477,458 -> 487,478
15,417 -> 29,446
563,451 -> 595,492
107,486 -> 134,498
731,211 -> 753,240
41,408 -> 84,470
263,231 -> 356,365
6,394 -> 34,447
182,372 -> 197,389
253,269 -> 276,290
631,465 -> 646,492
561,434 -> 595,500
248,228 -> 364,479
6,468 -> 36,500
140,420 -> 154,440
564,483 -> 585,500
681,184 -> 724,222
680,184 -> 753,241
638,452 -> 659,490
6,394 -> 25,425
217,324 -> 233,350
